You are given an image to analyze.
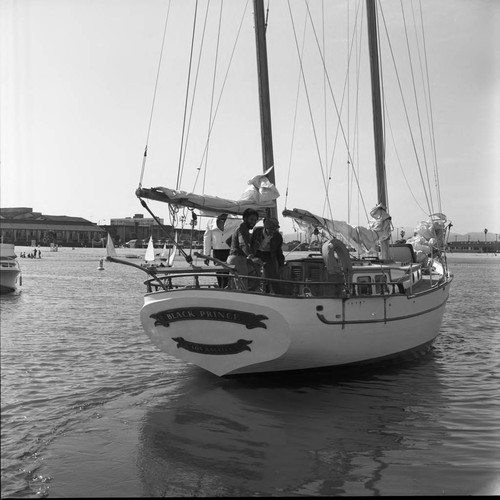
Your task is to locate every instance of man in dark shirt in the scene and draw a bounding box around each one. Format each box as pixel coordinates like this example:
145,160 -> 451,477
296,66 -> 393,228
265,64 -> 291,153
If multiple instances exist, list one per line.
252,217 -> 285,293
227,208 -> 261,290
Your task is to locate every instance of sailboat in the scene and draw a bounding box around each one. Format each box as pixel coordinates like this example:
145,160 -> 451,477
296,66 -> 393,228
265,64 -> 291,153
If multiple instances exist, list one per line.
109,0 -> 453,376
144,236 -> 156,264
159,243 -> 168,261
160,238 -> 177,267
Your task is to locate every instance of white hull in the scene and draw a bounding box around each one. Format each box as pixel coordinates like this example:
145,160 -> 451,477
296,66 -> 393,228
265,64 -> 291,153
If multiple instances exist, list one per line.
140,279 -> 451,376
0,244 -> 22,294
0,268 -> 22,294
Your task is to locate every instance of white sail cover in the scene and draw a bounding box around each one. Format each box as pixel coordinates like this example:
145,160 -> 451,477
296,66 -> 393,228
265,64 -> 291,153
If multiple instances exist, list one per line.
283,205 -> 392,254
405,213 -> 449,262
137,168 -> 279,217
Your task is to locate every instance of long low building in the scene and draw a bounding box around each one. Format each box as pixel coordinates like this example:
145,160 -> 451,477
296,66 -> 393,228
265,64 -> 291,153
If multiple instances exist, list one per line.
0,207 -> 106,247
0,207 -> 206,248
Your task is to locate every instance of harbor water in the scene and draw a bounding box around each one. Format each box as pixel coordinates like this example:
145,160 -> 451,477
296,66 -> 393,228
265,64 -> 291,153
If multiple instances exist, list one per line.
1,248 -> 499,497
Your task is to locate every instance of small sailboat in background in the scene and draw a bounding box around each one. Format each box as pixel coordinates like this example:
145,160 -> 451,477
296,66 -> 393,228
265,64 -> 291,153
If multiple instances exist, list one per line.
106,233 -> 117,259
159,241 -> 177,267
159,243 -> 168,262
144,236 -> 156,264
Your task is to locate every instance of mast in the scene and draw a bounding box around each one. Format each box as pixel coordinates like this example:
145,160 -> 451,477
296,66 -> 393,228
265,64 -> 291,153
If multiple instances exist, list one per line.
366,0 -> 389,259
253,0 -> 278,220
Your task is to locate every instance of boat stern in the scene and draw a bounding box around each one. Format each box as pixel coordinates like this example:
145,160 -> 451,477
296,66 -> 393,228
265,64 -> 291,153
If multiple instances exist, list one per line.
140,290 -> 291,376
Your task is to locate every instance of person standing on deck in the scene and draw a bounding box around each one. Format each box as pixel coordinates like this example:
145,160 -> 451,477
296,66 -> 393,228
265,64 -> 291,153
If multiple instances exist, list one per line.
203,214 -> 240,288
227,208 -> 261,290
322,237 -> 352,296
251,217 -> 285,293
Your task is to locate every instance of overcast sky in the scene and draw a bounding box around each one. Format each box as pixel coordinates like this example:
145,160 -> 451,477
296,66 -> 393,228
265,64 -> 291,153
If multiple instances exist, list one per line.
1,0 -> 499,237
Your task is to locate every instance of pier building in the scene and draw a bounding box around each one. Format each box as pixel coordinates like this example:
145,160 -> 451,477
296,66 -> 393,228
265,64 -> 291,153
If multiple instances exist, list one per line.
447,240 -> 500,254
0,208 -> 205,248
0,207 -> 105,247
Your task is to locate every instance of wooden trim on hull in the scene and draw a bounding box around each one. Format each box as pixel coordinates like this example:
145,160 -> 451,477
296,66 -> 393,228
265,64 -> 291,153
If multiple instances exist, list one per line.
317,296 -> 449,326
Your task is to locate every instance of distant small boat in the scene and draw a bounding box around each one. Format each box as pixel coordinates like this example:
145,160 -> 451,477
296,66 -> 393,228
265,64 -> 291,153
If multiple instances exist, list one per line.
144,236 -> 156,263
159,243 -> 168,261
0,243 -> 22,294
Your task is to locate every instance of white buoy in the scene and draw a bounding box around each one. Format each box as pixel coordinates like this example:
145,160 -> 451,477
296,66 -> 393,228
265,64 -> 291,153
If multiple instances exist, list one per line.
97,258 -> 104,270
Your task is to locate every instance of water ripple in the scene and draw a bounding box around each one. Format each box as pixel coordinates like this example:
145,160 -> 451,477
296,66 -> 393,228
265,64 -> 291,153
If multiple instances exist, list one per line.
1,250 -> 499,497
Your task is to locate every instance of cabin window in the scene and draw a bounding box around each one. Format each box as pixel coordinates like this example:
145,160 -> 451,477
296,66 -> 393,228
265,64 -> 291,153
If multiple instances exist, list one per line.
307,265 -> 322,281
357,276 -> 372,295
290,266 -> 303,281
375,274 -> 389,294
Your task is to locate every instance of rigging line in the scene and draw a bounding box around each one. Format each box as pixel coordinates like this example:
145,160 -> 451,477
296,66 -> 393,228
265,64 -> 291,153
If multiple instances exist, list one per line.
322,0 -> 363,219
352,1 -> 365,254
322,0 -> 351,217
192,0 -> 250,184
288,1 -> 333,220
322,3 -> 362,228
301,0 -> 369,223
400,0 -> 434,214
322,0 -> 328,197
138,198 -> 193,264
378,3 -> 432,214
303,0 -> 368,222
353,2 -> 365,227
138,0 -> 172,189
178,0 -> 212,190
201,0 -> 224,195
409,0 -> 436,210
386,105 -> 428,216
344,0 -> 364,224
320,1 -> 330,220
284,12 -> 308,210
418,0 -> 442,212
346,0 -> 350,222
176,0 -> 199,191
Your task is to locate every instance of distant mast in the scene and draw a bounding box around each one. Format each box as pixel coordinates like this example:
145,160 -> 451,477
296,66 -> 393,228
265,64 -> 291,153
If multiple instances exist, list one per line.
253,0 -> 278,220
366,0 -> 389,259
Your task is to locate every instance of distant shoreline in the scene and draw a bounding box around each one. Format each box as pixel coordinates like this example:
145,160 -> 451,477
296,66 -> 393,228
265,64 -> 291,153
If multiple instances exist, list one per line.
446,252 -> 498,259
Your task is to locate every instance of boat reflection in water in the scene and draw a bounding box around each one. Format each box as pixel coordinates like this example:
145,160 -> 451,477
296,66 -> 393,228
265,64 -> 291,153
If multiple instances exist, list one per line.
136,357 -> 461,496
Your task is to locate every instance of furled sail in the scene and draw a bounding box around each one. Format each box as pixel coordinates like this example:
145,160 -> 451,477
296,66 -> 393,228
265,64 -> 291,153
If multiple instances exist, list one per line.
136,168 -> 279,217
283,204 -> 392,254
405,213 -> 449,262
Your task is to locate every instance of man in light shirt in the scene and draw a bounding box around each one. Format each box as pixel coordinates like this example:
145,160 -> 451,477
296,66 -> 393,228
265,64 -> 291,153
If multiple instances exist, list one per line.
203,213 -> 240,287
